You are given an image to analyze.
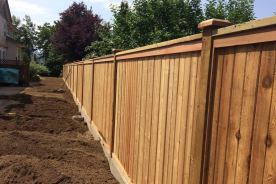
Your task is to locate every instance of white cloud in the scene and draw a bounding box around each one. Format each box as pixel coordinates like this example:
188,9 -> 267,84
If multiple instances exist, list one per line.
9,0 -> 48,15
33,20 -> 43,26
85,0 -> 121,9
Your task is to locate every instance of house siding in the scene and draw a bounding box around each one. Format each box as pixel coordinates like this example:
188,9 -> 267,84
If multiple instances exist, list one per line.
0,15 -> 6,47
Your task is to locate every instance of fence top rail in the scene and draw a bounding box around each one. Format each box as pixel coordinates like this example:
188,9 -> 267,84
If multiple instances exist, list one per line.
93,54 -> 113,61
93,54 -> 113,63
115,33 -> 202,57
212,15 -> 276,37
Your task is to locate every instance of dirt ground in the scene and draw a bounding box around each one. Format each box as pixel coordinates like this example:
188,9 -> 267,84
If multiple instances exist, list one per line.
0,77 -> 119,184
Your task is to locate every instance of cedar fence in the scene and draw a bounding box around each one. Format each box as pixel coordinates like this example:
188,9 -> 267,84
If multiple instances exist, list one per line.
0,59 -> 30,86
63,16 -> 276,184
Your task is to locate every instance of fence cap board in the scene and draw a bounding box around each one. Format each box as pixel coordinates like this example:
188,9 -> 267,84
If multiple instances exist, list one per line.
115,33 -> 202,57
93,54 -> 113,60
212,15 -> 276,37
198,19 -> 231,29
93,54 -> 113,63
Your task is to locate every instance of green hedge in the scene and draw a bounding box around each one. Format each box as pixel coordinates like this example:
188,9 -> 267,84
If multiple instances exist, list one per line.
30,61 -> 50,82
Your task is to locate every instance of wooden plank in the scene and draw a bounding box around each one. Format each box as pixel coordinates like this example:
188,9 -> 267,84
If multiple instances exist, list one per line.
106,63 -> 111,146
142,56 -> 154,184
137,57 -> 148,184
214,26 -> 276,48
93,57 -> 113,63
207,49 -> 225,184
162,54 -> 176,184
116,40 -> 202,60
163,55 -> 175,183
263,42 -> 276,184
90,62 -> 94,121
132,58 -> 143,183
114,61 -> 122,157
112,153 -> 133,184
249,42 -> 276,184
183,52 -> 199,184
147,55 -> 162,184
235,44 -> 262,184
128,59 -> 137,180
213,47 -> 235,184
124,60 -> 129,173
171,53 -> 186,184
213,15 -> 276,37
121,61 -> 126,167
176,52 -> 192,184
223,45 -> 247,184
116,33 -> 202,56
167,54 -> 180,184
155,54 -> 170,184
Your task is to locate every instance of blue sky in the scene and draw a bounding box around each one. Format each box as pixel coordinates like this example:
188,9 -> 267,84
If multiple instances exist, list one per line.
8,0 -> 276,26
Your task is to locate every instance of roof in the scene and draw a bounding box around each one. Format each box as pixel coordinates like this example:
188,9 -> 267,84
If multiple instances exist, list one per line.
0,0 -> 13,23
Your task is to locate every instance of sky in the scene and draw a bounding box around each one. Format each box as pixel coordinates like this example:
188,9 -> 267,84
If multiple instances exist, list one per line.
8,0 -> 276,26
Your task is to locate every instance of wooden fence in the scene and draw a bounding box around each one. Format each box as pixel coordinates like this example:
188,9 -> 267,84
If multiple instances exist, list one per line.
63,16 -> 276,184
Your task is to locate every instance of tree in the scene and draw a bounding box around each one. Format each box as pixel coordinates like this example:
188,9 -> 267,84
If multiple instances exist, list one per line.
85,23 -> 113,57
205,0 -> 227,20
205,0 -> 255,24
12,15 -> 37,61
52,2 -> 105,62
12,15 -> 21,28
108,0 -> 204,50
37,23 -> 56,60
45,50 -> 64,77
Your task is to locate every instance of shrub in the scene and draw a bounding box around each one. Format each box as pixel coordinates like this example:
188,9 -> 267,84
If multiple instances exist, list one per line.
29,61 -> 50,81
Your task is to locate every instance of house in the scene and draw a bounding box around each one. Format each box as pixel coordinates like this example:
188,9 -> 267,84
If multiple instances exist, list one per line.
0,0 -> 25,61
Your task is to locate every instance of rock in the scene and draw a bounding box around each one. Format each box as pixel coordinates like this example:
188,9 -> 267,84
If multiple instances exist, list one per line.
72,115 -> 84,122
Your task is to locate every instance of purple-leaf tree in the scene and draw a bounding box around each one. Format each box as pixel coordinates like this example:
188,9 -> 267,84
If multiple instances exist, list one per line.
53,2 -> 104,62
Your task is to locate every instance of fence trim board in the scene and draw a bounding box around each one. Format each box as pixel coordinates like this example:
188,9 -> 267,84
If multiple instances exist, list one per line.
214,25 -> 276,48
117,39 -> 202,60
116,33 -> 202,57
93,57 -> 113,63
112,153 -> 133,184
213,15 -> 276,37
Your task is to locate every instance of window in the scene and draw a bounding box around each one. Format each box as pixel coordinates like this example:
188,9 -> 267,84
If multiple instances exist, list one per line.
3,20 -> 7,37
0,49 -> 7,59
17,48 -> 21,61
7,28 -> 12,38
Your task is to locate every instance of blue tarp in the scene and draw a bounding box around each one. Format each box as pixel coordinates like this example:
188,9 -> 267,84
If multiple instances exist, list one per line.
0,68 -> 19,84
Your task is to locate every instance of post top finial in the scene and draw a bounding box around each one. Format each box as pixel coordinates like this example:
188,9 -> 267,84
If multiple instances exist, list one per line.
198,19 -> 231,29
112,49 -> 123,54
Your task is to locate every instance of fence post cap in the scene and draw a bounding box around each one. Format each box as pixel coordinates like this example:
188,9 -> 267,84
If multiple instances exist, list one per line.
91,55 -> 98,59
112,49 -> 123,54
198,19 -> 231,29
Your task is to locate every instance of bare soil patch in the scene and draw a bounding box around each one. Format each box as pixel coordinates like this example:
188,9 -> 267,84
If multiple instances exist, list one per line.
0,77 -> 118,184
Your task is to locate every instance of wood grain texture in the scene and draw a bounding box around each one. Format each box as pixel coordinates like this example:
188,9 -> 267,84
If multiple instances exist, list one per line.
223,45 -> 247,184
263,42 -> 276,184
82,64 -> 93,119
249,42 -> 276,184
235,44 -> 262,184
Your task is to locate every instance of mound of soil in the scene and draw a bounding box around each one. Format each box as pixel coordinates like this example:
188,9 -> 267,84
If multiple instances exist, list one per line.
0,77 -> 118,184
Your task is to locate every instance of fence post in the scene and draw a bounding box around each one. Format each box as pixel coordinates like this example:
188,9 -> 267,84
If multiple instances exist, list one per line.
90,56 -> 97,128
81,62 -> 84,107
190,19 -> 231,184
110,49 -> 123,157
